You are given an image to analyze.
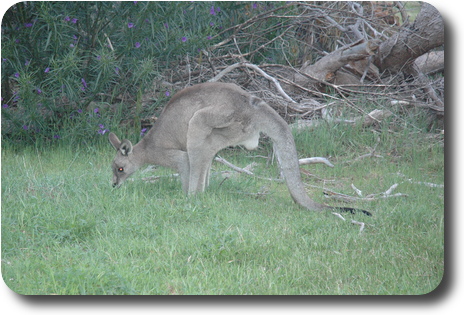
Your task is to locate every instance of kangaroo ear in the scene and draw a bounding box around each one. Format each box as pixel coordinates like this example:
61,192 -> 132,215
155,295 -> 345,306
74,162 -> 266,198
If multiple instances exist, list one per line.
120,139 -> 133,156
109,132 -> 121,151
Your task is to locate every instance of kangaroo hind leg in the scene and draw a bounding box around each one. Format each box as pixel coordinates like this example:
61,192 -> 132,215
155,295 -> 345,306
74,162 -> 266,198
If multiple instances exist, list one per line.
186,107 -> 238,193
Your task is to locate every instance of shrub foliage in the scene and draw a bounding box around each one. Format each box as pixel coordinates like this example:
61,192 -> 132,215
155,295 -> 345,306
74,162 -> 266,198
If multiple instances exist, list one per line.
2,1 -> 279,144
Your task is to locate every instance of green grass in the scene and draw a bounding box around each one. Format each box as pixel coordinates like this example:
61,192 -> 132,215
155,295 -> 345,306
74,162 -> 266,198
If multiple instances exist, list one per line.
1,122 -> 444,295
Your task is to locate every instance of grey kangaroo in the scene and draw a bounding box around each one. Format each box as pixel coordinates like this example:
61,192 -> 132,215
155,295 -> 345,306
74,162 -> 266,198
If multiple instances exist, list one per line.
109,82 -> 371,215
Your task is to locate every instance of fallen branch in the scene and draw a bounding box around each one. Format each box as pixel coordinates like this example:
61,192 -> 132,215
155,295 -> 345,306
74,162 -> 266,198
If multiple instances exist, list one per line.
291,108 -> 392,131
332,212 -> 346,221
406,179 -> 444,188
394,172 -> 444,188
383,183 -> 398,196
297,39 -> 381,83
299,157 -> 334,168
208,62 -> 296,103
333,212 -> 368,233
214,156 -> 254,175
324,184 -> 408,203
351,220 -> 365,232
351,183 -> 363,197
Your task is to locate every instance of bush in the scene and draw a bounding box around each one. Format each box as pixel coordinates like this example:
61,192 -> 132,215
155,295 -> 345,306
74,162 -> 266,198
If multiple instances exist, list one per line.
2,1 -> 271,145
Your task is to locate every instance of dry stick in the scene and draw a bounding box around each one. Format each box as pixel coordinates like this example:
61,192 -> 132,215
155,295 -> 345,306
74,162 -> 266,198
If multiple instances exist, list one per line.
406,179 -> 444,188
299,157 -> 334,168
333,212 -> 367,233
332,212 -> 346,221
324,182 -> 408,203
351,220 -> 365,232
221,26 -> 295,60
384,183 -> 399,196
208,62 -> 297,103
351,183 -> 363,197
214,156 -> 254,175
209,2 -> 297,49
215,155 -> 334,175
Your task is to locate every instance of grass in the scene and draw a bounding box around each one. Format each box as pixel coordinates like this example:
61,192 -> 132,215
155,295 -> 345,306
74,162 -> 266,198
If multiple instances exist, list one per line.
1,121 -> 444,295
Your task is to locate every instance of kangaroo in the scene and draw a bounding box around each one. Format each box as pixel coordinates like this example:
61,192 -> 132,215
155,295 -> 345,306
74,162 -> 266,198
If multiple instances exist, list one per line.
109,82 -> 371,216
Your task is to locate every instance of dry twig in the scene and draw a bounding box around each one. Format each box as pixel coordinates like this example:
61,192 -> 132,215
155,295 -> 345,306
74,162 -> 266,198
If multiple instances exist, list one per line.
208,62 -> 296,103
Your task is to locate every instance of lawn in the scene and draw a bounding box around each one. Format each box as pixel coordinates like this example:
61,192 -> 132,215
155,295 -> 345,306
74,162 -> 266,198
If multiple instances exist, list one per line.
1,122 -> 444,295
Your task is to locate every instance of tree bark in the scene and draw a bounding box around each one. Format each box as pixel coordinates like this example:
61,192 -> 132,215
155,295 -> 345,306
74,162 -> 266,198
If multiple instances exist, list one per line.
374,2 -> 444,74
295,39 -> 381,85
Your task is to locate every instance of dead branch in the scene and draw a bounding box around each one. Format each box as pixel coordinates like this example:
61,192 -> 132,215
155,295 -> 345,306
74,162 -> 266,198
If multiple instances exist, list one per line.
297,39 -> 381,84
332,212 -> 346,221
299,157 -> 334,168
351,220 -> 365,232
414,51 -> 444,76
333,212 -> 368,233
383,183 -> 398,196
323,184 -> 408,203
214,156 -> 254,175
405,180 -> 444,188
208,62 -> 296,103
351,183 -> 363,197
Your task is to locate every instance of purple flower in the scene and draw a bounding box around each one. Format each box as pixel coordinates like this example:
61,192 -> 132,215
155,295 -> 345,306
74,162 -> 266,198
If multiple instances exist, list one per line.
181,37 -> 187,42
164,22 -> 169,29
210,6 -> 216,15
253,3 -> 258,9
71,18 -> 78,24
140,128 -> 147,136
96,55 -> 101,60
14,72 -> 19,78
25,60 -> 30,66
64,16 -> 70,22
22,125 -> 29,130
2,104 -> 9,109
134,42 -> 141,48
98,126 -> 108,135
81,78 -> 88,90
115,67 -> 120,74
36,88 -> 42,94
94,108 -> 99,114
128,22 -> 134,28
44,67 -> 50,73
54,134 -> 60,139
77,109 -> 83,114
165,91 -> 170,97
24,22 -> 33,28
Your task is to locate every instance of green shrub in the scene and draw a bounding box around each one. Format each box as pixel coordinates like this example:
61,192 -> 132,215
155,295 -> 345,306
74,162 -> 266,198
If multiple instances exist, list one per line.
2,1 -> 285,145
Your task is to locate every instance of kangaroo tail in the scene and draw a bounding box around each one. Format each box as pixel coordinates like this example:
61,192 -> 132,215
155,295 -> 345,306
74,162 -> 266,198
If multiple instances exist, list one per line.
257,100 -> 326,212
256,99 -> 372,216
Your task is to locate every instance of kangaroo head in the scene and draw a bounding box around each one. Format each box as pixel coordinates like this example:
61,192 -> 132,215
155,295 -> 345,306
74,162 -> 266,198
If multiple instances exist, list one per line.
108,132 -> 140,187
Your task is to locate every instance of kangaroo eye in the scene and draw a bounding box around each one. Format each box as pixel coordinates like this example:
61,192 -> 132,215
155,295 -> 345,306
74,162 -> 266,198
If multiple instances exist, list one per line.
117,167 -> 124,173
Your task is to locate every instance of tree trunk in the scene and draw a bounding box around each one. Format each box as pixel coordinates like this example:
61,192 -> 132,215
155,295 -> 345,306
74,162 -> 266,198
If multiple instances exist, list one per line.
374,2 -> 444,74
295,39 -> 381,86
